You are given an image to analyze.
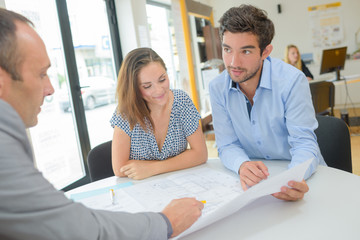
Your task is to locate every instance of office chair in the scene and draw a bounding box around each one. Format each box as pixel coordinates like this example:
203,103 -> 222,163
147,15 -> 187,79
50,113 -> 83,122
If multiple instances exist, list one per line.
315,115 -> 352,173
87,140 -> 114,182
309,81 -> 335,116
201,113 -> 214,133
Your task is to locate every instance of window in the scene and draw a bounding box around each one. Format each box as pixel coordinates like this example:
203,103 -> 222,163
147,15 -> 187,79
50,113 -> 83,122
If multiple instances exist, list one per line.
5,0 -> 121,190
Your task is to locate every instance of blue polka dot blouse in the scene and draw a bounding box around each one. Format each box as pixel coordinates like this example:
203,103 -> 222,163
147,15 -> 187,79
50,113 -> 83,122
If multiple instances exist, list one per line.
110,89 -> 200,161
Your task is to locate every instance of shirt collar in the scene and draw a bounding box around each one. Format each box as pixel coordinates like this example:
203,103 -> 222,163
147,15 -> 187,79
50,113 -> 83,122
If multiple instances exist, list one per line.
226,71 -> 235,90
259,56 -> 272,90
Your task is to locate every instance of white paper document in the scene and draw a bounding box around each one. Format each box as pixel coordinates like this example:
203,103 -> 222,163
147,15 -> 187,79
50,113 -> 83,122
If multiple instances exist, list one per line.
178,158 -> 313,238
73,158 -> 313,238
76,167 -> 242,215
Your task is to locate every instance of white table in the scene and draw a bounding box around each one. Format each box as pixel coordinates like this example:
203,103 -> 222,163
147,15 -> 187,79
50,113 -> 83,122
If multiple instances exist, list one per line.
67,159 -> 360,240
333,77 -> 360,109
311,76 -> 360,109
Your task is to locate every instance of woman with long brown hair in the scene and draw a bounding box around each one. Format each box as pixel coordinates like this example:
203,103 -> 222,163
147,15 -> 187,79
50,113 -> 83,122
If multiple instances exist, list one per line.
110,48 -> 207,180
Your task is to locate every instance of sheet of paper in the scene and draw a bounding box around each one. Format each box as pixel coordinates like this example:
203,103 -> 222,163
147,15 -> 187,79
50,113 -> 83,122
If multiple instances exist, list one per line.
122,168 -> 243,216
71,159 -> 313,239
177,158 -> 313,238
74,186 -> 146,213
243,158 -> 313,201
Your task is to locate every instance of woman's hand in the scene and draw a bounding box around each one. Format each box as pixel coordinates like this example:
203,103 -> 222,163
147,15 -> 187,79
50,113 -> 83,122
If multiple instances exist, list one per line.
120,160 -> 158,180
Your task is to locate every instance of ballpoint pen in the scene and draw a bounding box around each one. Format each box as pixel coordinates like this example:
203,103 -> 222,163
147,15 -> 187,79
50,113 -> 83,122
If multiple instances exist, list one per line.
110,189 -> 115,205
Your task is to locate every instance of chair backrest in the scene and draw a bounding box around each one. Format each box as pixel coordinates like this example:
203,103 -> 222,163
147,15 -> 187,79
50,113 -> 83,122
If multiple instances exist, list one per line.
315,115 -> 352,173
201,113 -> 213,133
309,81 -> 335,116
87,140 -> 114,182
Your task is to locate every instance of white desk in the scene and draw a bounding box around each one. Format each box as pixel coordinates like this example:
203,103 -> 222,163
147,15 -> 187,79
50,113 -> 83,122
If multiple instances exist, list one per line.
67,159 -> 360,240
311,76 -> 360,109
333,77 -> 360,109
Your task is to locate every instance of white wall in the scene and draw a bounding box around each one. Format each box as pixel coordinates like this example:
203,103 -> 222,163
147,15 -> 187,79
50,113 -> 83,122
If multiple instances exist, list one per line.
204,0 -> 360,60
190,0 -> 360,79
114,0 -> 360,80
115,0 -> 150,56
0,0 -> 5,7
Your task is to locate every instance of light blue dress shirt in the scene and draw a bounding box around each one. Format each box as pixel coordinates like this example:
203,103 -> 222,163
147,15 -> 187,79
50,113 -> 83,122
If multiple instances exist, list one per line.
209,57 -> 326,179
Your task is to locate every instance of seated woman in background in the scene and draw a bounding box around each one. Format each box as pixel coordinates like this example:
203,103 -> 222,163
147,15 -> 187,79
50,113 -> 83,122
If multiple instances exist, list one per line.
284,44 -> 314,81
110,48 -> 207,180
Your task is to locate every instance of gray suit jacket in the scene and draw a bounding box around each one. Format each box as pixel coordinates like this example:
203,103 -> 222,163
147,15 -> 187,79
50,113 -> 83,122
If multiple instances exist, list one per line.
0,99 -> 168,240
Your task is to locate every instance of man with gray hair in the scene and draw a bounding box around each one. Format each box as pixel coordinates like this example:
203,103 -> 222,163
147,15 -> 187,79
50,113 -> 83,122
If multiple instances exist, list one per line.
0,8 -> 203,239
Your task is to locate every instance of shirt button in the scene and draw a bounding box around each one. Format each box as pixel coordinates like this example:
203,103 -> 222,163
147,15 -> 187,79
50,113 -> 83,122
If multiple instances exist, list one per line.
252,120 -> 256,125
266,155 -> 270,159
257,141 -> 261,145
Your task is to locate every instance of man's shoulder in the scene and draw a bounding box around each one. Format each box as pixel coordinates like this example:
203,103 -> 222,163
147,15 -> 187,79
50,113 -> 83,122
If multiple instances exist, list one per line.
210,70 -> 227,82
268,57 -> 303,76
0,100 -> 26,133
209,70 -> 228,91
0,99 -> 33,164
266,57 -> 305,87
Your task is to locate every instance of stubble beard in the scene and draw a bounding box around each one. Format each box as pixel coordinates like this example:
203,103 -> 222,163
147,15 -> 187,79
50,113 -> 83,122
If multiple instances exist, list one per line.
227,65 -> 261,84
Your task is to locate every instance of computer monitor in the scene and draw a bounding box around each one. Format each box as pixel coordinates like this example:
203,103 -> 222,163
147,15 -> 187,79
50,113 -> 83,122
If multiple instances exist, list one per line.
320,46 -> 347,81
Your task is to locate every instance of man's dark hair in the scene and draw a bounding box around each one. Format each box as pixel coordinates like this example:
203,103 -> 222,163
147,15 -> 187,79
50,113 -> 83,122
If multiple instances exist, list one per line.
219,4 -> 275,54
0,8 -> 33,81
